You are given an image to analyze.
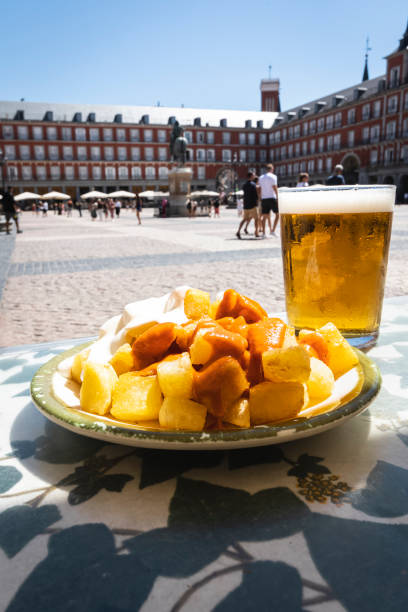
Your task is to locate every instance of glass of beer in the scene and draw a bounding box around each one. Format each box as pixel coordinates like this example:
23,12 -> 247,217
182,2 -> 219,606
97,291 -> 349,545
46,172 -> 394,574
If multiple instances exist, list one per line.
279,185 -> 395,350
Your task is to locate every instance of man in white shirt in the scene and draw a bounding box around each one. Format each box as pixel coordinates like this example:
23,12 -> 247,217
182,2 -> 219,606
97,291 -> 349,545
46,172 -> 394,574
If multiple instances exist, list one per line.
258,164 -> 279,235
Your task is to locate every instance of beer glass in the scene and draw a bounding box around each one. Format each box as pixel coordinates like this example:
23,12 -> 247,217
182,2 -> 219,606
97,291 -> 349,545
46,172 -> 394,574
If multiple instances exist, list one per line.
279,185 -> 395,349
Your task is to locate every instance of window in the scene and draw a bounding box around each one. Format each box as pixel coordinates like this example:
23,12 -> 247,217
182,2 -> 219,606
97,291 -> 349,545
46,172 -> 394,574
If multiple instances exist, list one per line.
196,149 -> 205,161
401,146 -> 408,163
75,128 -> 86,141
222,132 -> 231,145
131,166 -> 142,179
2,125 -> 14,139
334,134 -> 341,150
103,128 -> 113,141
326,157 -> 332,172
281,146 -> 286,159
259,133 -> 267,145
20,145 -> 30,160
370,149 -> 378,165
248,133 -> 256,145
287,163 -> 292,175
348,131 -> 354,147
158,130 -> 167,143
288,144 -> 293,157
90,128 -> 99,141
294,125 -> 300,138
300,161 -> 306,172
308,159 -> 315,172
117,146 -> 127,161
309,140 -> 315,154
347,109 -> 355,124
105,166 -> 116,179
239,150 -> 247,162
362,104 -> 370,120
92,166 -> 102,180
309,120 -> 316,133
363,127 -> 370,143
282,129 -> 287,141
239,133 -> 246,145
158,166 -> 168,179
206,132 -> 214,144
62,127 -> 72,141
373,100 -> 381,118
386,121 -> 396,139
317,158 -> 323,172
118,166 -> 128,179
145,166 -> 155,179
387,96 -> 398,114
50,166 -> 60,180
77,146 -> 87,161
222,149 -> 231,162
33,126 -> 43,140
389,66 -> 400,87
275,131 -> 280,143
187,148 -> 194,161
334,112 -> 342,128
370,125 -> 380,143
317,118 -> 325,132
158,147 -> 167,161
318,137 -> 324,153
131,147 -> 140,161
403,118 -> 408,137
22,166 -> 32,180
116,128 -> 126,141
207,149 -> 215,161
104,146 -> 114,161
91,146 -> 100,161
36,166 -> 46,180
46,127 -> 57,140
260,150 -> 267,162
130,129 -> 140,142
197,166 -> 206,180
49,145 -> 59,160
327,135 -> 333,151
248,150 -> 256,162
287,127 -> 293,139
269,133 -> 275,144
144,147 -> 154,161
196,131 -> 205,144
280,165 -> 286,176
65,166 -> 74,180
34,145 -> 45,160
326,115 -> 333,130
295,142 -> 300,156
75,163 -> 86,179
7,166 -> 18,181
293,162 -> 299,174
303,122 -> 309,136
17,125 -> 28,139
405,92 -> 408,110
302,141 -> 308,155
4,145 -> 15,160
384,148 -> 394,164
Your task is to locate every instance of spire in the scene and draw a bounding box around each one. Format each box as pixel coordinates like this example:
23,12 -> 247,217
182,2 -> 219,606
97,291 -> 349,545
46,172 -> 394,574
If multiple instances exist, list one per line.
362,36 -> 371,81
398,18 -> 408,51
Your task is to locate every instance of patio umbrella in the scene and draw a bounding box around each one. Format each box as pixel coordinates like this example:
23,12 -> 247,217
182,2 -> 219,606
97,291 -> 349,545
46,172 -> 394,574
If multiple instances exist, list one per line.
108,190 -> 136,198
81,190 -> 109,199
15,191 -> 40,201
138,190 -> 156,198
190,190 -> 219,198
153,191 -> 169,198
41,191 -> 70,200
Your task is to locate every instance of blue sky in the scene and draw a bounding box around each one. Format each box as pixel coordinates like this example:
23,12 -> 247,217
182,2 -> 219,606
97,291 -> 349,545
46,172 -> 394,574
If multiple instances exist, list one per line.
1,0 -> 406,112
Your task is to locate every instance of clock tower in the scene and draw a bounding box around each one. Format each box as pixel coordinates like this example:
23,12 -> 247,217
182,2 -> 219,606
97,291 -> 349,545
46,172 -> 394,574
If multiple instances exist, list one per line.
260,78 -> 281,112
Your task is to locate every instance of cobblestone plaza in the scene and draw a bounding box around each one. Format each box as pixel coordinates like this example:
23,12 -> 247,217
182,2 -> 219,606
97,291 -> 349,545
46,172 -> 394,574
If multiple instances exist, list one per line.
1,206 -> 408,347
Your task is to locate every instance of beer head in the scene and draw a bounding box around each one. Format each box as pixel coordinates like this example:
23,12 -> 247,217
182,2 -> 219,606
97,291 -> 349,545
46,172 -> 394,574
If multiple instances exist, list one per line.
279,185 -> 395,214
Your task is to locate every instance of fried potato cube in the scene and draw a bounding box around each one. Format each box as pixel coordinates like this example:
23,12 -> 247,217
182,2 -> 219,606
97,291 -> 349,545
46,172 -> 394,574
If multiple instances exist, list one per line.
223,398 -> 250,428
262,345 -> 310,383
80,362 -> 118,416
109,343 -> 134,376
174,322 -> 197,352
208,299 -> 221,319
282,325 -> 298,348
249,381 -> 306,425
157,352 -> 194,398
307,357 -> 335,402
71,347 -> 90,384
111,373 -> 162,422
159,397 -> 207,431
194,356 -> 249,417
132,322 -> 177,370
318,322 -> 359,378
189,331 -> 213,365
184,289 -> 211,320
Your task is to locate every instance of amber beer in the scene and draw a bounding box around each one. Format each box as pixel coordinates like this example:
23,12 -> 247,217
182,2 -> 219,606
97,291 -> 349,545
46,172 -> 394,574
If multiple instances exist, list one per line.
279,185 -> 395,348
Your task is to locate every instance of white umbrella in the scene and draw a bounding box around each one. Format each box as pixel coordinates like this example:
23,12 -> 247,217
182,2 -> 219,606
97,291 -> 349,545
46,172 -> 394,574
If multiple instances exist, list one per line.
108,190 -> 136,198
15,191 -> 40,201
190,190 -> 219,198
139,190 -> 156,198
41,191 -> 70,200
81,190 -> 109,199
153,191 -> 169,198
230,189 -> 244,197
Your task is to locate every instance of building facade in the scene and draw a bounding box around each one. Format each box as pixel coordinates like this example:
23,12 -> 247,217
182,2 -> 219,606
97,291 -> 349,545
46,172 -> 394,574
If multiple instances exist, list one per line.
269,21 -> 408,201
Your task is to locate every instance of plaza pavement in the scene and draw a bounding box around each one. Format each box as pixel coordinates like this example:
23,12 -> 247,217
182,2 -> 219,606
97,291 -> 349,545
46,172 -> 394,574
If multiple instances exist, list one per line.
1,206 -> 408,347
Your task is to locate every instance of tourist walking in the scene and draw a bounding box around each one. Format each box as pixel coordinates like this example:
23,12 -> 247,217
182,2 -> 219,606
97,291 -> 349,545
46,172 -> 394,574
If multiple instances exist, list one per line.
42,201 -> 48,216
236,171 -> 260,239
135,194 -> 142,224
2,188 -> 23,234
296,172 -> 309,187
114,199 -> 121,217
259,163 -> 279,236
97,199 -> 104,221
326,164 -> 345,185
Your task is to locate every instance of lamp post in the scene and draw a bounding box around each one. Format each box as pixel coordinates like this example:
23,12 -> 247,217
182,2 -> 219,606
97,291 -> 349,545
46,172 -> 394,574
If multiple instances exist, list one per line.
232,152 -> 238,206
0,149 -> 8,194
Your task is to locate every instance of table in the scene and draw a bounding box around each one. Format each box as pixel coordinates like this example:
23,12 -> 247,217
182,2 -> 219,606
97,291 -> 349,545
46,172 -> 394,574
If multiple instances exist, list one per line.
1,298 -> 408,612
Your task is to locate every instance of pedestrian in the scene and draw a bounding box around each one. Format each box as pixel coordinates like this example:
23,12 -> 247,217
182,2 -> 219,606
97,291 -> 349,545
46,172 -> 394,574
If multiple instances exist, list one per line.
67,199 -> 73,217
236,171 -> 260,239
114,199 -> 121,217
213,197 -> 220,218
97,199 -> 104,221
135,193 -> 142,224
42,200 -> 48,216
2,188 -> 23,234
326,164 -> 345,185
186,198 -> 192,217
296,172 -> 309,187
90,202 -> 97,221
76,200 -> 82,217
161,198 -> 167,217
258,163 -> 279,236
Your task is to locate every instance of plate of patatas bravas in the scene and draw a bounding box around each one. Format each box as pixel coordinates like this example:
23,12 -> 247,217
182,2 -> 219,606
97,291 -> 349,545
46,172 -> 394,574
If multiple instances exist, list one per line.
31,287 -> 381,449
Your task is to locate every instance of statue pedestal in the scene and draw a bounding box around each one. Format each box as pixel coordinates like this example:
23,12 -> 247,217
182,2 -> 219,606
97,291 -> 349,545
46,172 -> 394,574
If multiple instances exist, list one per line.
167,167 -> 193,216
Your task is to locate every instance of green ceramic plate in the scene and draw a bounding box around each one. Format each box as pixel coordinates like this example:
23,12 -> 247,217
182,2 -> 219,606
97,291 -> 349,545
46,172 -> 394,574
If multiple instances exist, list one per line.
31,343 -> 381,450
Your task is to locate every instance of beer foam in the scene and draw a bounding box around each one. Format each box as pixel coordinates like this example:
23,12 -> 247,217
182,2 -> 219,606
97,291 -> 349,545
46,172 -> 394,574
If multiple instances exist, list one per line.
279,185 -> 395,214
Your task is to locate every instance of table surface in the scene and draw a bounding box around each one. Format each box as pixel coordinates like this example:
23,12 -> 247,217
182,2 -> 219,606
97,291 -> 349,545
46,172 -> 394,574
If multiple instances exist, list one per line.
1,298 -> 408,612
